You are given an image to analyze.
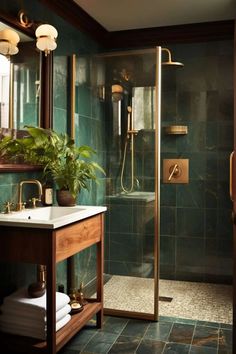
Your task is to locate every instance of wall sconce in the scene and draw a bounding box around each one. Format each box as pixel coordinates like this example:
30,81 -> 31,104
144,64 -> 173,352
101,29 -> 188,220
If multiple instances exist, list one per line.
35,24 -> 58,56
0,29 -> 20,58
112,84 -> 123,102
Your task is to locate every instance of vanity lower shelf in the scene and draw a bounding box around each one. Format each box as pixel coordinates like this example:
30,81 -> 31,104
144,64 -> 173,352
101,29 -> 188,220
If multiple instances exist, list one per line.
0,301 -> 102,353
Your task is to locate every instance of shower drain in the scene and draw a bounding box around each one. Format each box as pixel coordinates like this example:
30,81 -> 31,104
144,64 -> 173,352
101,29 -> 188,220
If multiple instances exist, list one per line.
159,296 -> 173,302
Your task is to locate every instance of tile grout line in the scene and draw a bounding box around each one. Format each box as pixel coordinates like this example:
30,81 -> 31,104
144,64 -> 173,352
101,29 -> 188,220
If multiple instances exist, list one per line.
188,322 -> 197,353
134,321 -> 151,353
104,317 -> 131,353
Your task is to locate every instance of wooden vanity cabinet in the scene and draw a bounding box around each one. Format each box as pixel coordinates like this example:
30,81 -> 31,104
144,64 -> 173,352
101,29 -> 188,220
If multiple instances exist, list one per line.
0,212 -> 105,354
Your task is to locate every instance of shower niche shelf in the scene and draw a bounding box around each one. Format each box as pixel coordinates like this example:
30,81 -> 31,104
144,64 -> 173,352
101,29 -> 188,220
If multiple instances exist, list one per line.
164,125 -> 188,135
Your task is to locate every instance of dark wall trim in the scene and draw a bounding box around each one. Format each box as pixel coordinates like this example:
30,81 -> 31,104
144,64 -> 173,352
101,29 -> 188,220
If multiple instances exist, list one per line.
0,164 -> 42,172
108,20 -> 235,49
39,0 -> 108,45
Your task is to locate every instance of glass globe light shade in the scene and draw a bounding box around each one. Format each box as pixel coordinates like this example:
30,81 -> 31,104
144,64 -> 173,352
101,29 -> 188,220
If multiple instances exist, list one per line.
35,24 -> 58,55
0,29 -> 20,56
112,84 -> 123,102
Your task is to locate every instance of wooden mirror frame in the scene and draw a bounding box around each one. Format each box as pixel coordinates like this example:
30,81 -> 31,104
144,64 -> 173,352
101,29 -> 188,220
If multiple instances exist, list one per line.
0,9 -> 52,172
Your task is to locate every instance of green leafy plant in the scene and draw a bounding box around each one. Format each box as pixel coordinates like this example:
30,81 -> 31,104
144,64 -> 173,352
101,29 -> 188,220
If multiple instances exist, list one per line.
0,127 -> 105,198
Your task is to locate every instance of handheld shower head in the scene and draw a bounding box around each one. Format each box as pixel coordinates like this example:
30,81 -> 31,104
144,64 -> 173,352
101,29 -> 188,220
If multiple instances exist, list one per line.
162,48 -> 184,67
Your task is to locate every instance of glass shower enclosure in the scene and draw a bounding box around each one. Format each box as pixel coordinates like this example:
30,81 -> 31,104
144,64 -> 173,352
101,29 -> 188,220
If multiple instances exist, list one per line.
97,47 -> 162,320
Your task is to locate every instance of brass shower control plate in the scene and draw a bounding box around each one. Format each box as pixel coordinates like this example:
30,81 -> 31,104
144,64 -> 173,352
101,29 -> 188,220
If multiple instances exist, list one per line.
163,159 -> 189,184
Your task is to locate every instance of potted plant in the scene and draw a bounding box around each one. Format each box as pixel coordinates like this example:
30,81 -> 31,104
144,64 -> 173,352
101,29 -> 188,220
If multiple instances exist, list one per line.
0,126 -> 105,206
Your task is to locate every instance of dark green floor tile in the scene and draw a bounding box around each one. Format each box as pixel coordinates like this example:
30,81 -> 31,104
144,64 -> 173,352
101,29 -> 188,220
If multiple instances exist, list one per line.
59,349 -> 78,354
137,339 -> 165,354
66,328 -> 97,350
120,319 -> 150,337
192,326 -> 218,348
108,335 -> 140,353
144,322 -> 173,341
159,316 -> 176,323
190,345 -> 217,353
100,316 -> 128,335
175,318 -> 197,325
83,332 -> 118,353
220,323 -> 233,330
218,329 -> 232,353
168,323 -> 195,344
196,321 -> 219,328
163,342 -> 190,353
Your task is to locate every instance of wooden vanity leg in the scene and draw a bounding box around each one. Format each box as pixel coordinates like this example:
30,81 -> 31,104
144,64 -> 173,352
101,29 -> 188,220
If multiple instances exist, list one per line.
46,233 -> 56,354
96,214 -> 104,328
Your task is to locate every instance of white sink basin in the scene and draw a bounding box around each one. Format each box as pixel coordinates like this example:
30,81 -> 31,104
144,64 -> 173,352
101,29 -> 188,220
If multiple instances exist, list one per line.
0,206 -> 107,229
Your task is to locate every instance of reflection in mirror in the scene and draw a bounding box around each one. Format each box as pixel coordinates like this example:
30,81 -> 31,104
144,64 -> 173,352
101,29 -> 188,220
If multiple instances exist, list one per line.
132,86 -> 155,130
0,21 -> 40,129
0,54 -> 10,127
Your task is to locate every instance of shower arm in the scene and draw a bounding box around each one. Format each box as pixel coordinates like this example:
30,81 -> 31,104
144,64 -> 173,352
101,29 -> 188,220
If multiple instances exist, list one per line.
161,48 -> 172,62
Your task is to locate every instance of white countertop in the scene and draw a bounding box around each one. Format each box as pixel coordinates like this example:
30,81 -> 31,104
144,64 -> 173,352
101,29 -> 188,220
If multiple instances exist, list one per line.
0,205 -> 107,229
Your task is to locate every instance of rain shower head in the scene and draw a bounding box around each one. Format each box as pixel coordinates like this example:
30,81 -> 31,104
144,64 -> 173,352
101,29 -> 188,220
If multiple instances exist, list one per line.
161,48 -> 184,67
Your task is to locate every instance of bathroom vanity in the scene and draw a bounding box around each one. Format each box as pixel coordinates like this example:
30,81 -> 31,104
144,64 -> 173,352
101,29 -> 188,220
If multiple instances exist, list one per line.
0,205 -> 106,354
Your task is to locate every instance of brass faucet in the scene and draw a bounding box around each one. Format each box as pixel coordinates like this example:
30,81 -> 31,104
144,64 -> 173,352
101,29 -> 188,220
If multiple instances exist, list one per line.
17,179 -> 43,211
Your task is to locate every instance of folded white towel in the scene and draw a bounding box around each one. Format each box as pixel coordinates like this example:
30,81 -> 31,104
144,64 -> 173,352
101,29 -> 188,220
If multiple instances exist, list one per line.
0,303 -> 71,326
0,314 -> 71,340
3,288 -> 70,315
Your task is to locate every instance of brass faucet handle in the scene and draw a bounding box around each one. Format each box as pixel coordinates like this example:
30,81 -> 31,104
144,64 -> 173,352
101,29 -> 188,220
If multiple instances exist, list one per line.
30,197 -> 41,208
3,201 -> 14,214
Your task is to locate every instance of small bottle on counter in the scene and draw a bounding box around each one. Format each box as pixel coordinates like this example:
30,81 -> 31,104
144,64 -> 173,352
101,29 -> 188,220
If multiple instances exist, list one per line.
42,184 -> 53,206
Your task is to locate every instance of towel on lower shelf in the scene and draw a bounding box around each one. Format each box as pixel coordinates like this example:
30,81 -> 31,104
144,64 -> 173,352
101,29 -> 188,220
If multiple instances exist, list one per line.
2,288 -> 70,315
0,287 -> 72,340
0,303 -> 71,326
0,313 -> 71,340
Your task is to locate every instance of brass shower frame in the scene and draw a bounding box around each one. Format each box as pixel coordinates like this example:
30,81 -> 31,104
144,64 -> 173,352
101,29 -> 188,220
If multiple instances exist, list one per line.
100,46 -> 175,322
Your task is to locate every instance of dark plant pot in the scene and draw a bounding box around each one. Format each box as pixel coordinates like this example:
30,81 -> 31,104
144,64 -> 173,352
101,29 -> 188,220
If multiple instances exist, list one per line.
56,190 -> 76,206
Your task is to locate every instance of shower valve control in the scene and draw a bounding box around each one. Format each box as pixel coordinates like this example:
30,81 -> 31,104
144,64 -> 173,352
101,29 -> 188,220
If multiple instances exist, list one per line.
163,159 -> 189,184
168,164 -> 181,181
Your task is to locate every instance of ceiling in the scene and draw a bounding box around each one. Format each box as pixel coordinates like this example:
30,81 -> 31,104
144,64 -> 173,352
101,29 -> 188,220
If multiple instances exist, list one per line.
73,0 -> 236,31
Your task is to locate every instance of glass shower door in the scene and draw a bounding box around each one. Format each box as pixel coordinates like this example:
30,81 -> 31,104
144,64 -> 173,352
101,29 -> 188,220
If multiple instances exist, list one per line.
101,47 -> 161,320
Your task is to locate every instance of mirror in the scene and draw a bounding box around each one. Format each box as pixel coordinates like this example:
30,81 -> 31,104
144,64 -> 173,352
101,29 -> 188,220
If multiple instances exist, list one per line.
0,22 -> 40,130
0,11 -> 46,172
